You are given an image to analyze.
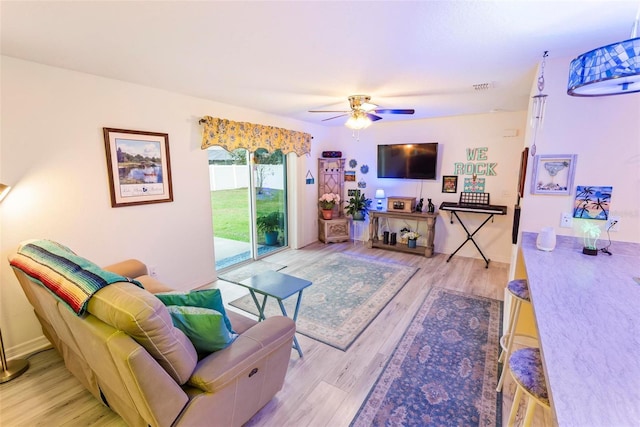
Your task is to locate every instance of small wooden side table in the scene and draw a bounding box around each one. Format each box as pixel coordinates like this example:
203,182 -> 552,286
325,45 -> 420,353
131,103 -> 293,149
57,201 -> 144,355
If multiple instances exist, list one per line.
318,218 -> 350,243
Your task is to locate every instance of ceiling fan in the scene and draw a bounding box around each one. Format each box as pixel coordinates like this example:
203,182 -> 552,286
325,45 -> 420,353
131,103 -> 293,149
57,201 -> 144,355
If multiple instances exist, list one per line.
309,95 -> 415,129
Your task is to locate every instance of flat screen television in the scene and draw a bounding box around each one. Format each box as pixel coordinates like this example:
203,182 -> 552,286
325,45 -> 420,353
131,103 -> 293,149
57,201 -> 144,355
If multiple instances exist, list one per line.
377,142 -> 438,180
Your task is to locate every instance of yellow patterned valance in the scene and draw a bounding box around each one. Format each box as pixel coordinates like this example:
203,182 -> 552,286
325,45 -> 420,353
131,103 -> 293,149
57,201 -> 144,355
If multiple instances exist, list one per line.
200,116 -> 311,156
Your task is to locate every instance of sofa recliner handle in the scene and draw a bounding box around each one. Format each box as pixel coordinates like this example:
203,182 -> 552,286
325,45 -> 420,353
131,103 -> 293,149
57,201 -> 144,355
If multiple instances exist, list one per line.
248,368 -> 259,378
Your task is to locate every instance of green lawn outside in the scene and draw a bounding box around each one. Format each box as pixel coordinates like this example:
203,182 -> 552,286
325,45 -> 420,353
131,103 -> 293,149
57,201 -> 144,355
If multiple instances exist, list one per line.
211,188 -> 285,243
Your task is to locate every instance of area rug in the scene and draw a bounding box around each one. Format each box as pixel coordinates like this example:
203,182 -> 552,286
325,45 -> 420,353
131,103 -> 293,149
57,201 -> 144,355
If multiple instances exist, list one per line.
351,287 -> 502,427
218,260 -> 285,283
229,253 -> 418,350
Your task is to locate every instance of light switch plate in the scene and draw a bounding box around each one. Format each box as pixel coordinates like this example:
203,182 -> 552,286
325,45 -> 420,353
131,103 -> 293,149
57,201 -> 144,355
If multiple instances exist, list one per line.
560,212 -> 573,228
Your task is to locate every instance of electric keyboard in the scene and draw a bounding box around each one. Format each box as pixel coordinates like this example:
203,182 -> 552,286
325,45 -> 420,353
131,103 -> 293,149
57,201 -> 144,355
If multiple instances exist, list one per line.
439,202 -> 507,215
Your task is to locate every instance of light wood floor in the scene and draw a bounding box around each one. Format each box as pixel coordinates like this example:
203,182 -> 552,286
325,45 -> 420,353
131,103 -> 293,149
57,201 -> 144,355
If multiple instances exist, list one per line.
0,241 -> 552,426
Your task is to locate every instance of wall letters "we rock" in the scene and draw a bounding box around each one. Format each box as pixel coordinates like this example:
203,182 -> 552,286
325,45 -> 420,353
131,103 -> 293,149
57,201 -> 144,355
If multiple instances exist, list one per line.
453,147 -> 498,176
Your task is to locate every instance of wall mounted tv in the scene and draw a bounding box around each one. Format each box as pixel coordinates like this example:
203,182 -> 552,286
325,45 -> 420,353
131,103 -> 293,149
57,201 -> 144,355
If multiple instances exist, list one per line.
377,142 -> 438,180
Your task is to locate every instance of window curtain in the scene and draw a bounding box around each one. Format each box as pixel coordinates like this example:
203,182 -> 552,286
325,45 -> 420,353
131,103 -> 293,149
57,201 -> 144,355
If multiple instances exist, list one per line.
200,116 -> 311,156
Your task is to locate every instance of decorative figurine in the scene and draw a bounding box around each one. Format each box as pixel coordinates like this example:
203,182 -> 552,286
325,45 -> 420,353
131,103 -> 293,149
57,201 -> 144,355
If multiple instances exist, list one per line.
416,198 -> 424,212
427,198 -> 435,213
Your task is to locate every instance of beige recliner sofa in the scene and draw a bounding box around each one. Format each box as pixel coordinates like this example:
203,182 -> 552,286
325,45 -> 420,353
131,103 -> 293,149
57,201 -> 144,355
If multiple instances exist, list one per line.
9,252 -> 296,427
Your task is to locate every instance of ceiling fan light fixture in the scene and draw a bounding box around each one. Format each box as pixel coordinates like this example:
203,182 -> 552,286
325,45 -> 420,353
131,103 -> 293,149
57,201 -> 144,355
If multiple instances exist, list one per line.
347,95 -> 378,112
345,110 -> 371,130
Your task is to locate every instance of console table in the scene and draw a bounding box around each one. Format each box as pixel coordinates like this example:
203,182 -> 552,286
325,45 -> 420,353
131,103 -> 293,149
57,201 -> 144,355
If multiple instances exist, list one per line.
367,210 -> 437,257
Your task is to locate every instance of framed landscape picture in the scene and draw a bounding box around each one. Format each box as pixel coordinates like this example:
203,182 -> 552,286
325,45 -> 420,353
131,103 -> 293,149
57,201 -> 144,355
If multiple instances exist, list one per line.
103,128 -> 173,207
442,175 -> 458,193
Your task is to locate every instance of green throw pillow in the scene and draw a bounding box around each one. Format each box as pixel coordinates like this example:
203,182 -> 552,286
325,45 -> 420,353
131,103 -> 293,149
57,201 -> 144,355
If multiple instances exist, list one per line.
155,289 -> 235,333
165,306 -> 237,353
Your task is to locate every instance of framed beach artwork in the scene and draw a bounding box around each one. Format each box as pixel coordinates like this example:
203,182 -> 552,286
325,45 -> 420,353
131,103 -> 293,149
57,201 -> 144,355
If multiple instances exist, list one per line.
530,154 -> 577,195
573,185 -> 613,220
103,128 -> 173,207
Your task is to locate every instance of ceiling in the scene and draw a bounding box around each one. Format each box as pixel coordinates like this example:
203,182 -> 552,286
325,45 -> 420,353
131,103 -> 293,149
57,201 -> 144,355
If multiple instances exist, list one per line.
1,1 -> 638,126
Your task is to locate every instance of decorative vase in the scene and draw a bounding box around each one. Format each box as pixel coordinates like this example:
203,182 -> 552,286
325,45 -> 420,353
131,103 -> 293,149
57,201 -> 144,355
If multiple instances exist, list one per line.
408,238 -> 417,248
321,209 -> 333,220
390,232 -> 397,245
383,231 -> 390,244
352,211 -> 364,221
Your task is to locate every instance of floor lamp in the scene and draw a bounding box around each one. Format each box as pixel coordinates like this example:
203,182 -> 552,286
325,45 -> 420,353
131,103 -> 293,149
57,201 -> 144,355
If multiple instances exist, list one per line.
0,182 -> 30,383
0,329 -> 29,383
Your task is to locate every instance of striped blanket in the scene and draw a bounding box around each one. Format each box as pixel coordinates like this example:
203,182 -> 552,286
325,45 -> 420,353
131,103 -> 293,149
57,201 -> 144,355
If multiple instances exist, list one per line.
10,240 -> 142,315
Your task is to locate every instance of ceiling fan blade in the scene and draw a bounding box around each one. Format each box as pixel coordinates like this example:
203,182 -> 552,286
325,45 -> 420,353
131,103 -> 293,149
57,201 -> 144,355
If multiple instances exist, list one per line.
374,109 -> 415,115
367,113 -> 383,121
322,113 -> 349,121
308,110 -> 350,113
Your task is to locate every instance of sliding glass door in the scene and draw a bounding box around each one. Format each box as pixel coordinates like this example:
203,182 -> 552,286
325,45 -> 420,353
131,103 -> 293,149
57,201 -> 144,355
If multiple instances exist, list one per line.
209,147 -> 287,270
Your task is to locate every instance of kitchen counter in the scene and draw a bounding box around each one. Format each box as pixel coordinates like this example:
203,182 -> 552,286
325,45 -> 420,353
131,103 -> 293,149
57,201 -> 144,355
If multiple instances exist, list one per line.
520,232 -> 640,426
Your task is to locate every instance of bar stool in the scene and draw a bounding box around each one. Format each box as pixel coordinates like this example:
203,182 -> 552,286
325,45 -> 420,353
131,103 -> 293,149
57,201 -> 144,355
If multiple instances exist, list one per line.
507,347 -> 550,426
497,279 -> 537,392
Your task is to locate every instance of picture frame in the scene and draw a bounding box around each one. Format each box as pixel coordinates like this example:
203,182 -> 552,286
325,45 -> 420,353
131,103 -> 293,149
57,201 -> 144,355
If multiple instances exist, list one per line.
442,175 -> 458,193
530,154 -> 577,196
517,147 -> 529,199
103,128 -> 173,207
573,185 -> 613,220
463,177 -> 485,193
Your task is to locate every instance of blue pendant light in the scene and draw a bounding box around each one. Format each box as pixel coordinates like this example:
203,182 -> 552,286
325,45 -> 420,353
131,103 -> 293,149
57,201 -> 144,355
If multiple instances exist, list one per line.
568,7 -> 640,96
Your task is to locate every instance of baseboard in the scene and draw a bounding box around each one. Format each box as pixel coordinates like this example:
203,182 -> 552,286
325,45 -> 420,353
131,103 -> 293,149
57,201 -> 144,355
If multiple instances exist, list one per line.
6,335 -> 51,359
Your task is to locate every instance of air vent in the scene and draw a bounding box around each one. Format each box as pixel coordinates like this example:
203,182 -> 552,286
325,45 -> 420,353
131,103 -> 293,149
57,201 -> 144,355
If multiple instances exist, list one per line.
473,82 -> 494,91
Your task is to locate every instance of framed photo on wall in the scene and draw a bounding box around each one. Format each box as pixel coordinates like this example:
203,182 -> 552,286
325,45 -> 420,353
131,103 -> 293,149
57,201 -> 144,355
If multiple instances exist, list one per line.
530,154 -> 577,196
442,175 -> 458,193
517,147 -> 529,199
103,128 -> 173,207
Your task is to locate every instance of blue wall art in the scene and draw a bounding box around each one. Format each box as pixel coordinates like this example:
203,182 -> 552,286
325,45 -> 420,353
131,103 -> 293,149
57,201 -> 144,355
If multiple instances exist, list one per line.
573,185 -> 612,220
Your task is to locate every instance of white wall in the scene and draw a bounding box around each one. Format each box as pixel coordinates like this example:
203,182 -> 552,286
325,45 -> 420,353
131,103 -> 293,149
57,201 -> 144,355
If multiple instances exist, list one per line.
314,112 -> 527,263
519,55 -> 640,243
0,57 -> 329,356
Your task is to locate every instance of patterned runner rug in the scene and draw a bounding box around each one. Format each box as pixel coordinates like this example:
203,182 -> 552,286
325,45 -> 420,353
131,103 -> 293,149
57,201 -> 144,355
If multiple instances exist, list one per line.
229,253 -> 418,350
351,287 -> 502,427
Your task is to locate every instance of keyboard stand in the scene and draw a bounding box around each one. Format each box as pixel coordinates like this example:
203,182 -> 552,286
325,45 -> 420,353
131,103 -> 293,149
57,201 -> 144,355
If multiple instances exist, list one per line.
439,202 -> 508,268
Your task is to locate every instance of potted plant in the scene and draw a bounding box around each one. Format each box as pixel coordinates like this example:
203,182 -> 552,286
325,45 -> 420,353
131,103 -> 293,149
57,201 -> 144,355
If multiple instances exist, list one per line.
344,192 -> 372,221
257,211 -> 284,246
402,230 -> 420,248
319,193 -> 341,220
